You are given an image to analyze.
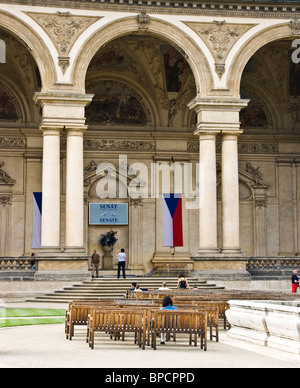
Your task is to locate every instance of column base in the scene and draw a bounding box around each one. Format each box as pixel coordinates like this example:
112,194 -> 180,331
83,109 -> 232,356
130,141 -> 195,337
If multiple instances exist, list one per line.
221,247 -> 244,256
63,246 -> 86,256
191,256 -> 250,280
197,248 -> 221,256
38,247 -> 62,257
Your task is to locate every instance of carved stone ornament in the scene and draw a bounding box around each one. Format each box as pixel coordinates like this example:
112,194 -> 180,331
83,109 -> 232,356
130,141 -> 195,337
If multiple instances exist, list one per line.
184,21 -> 255,79
28,12 -> 99,57
290,19 -> 300,36
255,199 -> 267,208
58,57 -> 70,75
83,139 -> 155,152
0,137 -> 26,148
0,196 -> 11,206
0,162 -> 16,184
130,198 -> 142,207
245,162 -> 261,184
137,11 -> 150,30
187,141 -> 279,154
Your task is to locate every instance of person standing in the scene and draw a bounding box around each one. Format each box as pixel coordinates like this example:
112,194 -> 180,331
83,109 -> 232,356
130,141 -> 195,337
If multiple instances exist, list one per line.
117,248 -> 126,279
91,250 -> 100,279
291,270 -> 299,293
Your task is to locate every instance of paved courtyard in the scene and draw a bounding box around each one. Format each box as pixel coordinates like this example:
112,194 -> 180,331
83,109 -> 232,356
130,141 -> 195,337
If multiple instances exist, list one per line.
0,301 -> 299,369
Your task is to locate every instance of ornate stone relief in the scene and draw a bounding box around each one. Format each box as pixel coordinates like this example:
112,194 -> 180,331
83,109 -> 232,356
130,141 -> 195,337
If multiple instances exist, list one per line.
287,103 -> 300,130
290,19 -> 300,36
217,162 -> 269,208
184,21 -> 255,79
27,12 -> 99,74
0,137 -> 26,148
62,138 -> 155,152
137,11 -> 150,30
245,162 -> 261,184
187,141 -> 279,154
0,196 -> 11,206
0,162 -> 16,208
130,197 -> 142,207
84,139 -> 155,152
0,162 -> 16,185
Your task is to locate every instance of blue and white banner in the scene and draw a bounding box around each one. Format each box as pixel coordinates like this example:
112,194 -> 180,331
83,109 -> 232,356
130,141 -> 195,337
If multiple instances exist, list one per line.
89,203 -> 128,225
32,192 -> 42,249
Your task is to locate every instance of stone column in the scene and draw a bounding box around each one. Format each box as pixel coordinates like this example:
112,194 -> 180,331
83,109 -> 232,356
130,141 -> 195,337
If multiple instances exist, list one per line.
221,131 -> 242,255
195,131 -> 219,254
33,92 -> 94,280
129,198 -> 144,271
64,126 -> 87,254
188,97 -> 249,264
40,125 -> 62,253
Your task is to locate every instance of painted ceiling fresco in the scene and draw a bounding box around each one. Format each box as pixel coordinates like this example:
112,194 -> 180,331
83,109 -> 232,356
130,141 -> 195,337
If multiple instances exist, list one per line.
86,36 -> 191,126
0,90 -> 18,121
86,80 -> 147,125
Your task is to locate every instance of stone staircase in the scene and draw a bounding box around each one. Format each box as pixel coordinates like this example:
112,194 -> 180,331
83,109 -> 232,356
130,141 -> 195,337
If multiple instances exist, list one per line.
27,276 -> 225,303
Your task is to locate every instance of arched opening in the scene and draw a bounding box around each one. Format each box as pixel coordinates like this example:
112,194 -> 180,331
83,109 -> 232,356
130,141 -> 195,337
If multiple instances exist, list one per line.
237,37 -> 300,257
0,27 -> 42,257
84,33 -> 197,271
0,28 -> 42,126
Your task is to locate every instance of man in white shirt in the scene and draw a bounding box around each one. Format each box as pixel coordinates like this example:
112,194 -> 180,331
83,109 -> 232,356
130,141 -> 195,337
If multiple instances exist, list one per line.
158,282 -> 170,291
117,248 -> 126,279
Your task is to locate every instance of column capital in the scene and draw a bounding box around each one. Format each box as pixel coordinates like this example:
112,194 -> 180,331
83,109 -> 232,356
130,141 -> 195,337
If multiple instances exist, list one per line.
193,129 -> 219,139
221,130 -> 243,139
33,92 -> 94,107
34,92 -> 94,130
40,125 -> 64,134
65,125 -> 88,135
188,97 -> 249,113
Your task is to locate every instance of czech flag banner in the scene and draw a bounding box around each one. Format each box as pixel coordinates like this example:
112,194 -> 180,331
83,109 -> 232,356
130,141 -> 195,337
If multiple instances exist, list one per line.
32,192 -> 42,249
162,193 -> 183,247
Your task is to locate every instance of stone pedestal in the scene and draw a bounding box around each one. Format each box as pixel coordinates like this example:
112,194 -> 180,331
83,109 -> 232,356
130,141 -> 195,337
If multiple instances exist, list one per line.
34,256 -> 90,280
102,246 -> 114,270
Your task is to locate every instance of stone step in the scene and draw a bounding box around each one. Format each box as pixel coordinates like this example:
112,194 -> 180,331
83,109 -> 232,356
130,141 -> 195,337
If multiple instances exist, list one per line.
27,276 -> 225,303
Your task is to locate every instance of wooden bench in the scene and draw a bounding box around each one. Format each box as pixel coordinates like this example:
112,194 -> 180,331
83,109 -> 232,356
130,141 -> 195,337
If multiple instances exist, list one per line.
66,300 -> 115,340
173,299 -> 229,329
87,308 -> 147,350
149,310 -> 208,351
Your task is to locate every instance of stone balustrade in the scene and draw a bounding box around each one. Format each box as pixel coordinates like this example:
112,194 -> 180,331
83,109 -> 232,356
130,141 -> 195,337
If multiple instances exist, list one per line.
0,257 -> 36,271
226,300 -> 300,354
247,257 -> 300,277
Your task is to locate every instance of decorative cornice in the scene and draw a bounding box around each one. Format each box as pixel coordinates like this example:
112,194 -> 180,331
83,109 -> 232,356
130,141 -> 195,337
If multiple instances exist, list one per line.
61,138 -> 156,152
1,1 -> 300,18
187,141 -> 279,153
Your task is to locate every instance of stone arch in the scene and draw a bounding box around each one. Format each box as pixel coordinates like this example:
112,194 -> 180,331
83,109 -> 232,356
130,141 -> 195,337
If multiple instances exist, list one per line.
228,22 -> 292,98
73,16 -> 213,97
0,10 -> 56,90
